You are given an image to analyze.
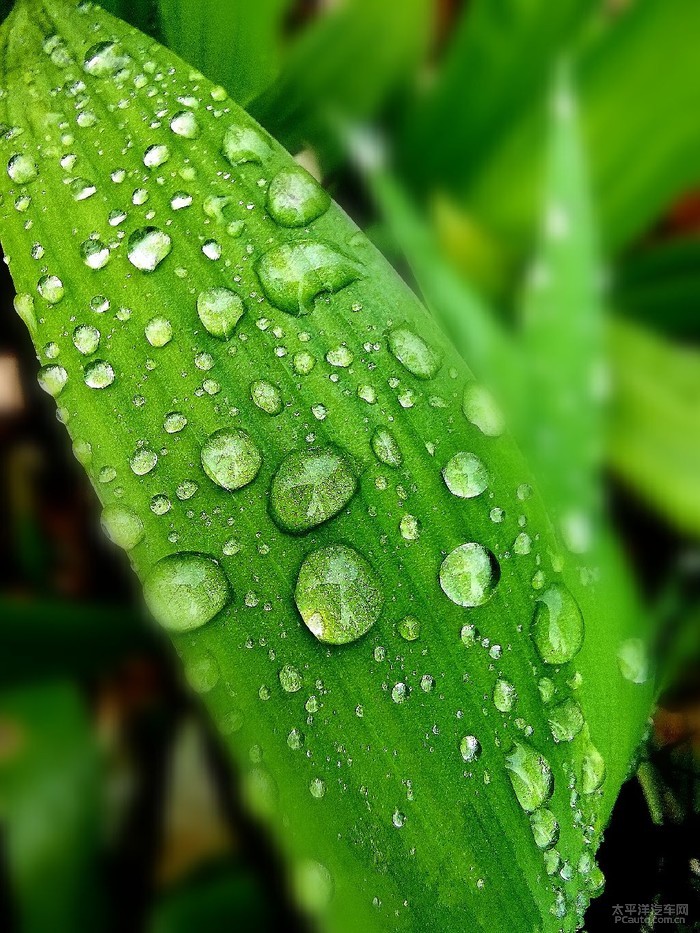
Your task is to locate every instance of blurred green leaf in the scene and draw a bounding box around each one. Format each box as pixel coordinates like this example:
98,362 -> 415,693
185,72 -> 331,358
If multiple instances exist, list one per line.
519,67 -> 603,553
251,0 -> 434,160
463,0 -> 700,255
609,318 -> 700,538
614,236 -> 700,342
158,0 -> 291,105
0,682 -> 102,933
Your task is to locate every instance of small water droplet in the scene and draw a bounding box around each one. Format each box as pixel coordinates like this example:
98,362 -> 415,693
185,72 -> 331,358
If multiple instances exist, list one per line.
127,227 -> 172,272
270,446 -> 357,533
388,327 -> 442,380
37,274 -> 64,304
7,153 -> 38,184
397,615 -> 420,641
143,143 -> 170,168
309,777 -> 326,799
617,638 -> 649,684
84,359 -> 115,389
267,167 -> 330,227
197,287 -> 245,339
73,323 -> 100,355
548,697 -> 584,743
163,411 -> 187,434
370,427 -> 402,468
279,664 -> 303,693
531,585 -> 584,665
460,735 -> 482,763
184,651 -> 220,693
80,237 -> 110,269
222,123 -> 271,165
442,452 -> 488,499
170,110 -> 200,138
295,544 -> 383,645
250,380 -> 283,415
101,505 -> 144,550
145,316 -> 173,347
130,446 -> 157,475
530,808 -> 559,850
505,742 -> 553,813
37,364 -> 68,397
493,679 -> 517,712
83,40 -> 130,76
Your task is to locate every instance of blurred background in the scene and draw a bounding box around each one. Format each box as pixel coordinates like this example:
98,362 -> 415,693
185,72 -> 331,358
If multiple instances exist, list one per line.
3,0 -> 700,929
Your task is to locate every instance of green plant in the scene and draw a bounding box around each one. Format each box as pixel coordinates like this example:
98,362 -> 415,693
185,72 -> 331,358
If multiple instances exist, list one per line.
0,1 -> 655,931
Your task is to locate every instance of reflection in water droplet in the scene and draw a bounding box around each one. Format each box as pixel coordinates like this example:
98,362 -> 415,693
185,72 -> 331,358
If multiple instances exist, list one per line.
548,697 -> 584,742
250,380 -> 283,415
144,552 -> 230,632
270,447 -> 356,533
460,735 -> 482,763
531,585 -> 584,665
463,383 -> 505,437
530,808 -> 559,850
201,428 -> 262,491
370,427 -> 402,468
84,359 -> 115,389
222,124 -> 271,165
505,742 -> 553,813
256,241 -> 358,315
101,505 -> 144,550
439,543 -> 500,607
7,153 -> 38,184
197,287 -> 245,339
267,167 -> 330,227
127,227 -> 172,272
397,616 -> 420,641
38,364 -> 68,397
442,452 -> 488,499
388,327 -> 442,380
295,544 -> 383,645
83,40 -> 130,76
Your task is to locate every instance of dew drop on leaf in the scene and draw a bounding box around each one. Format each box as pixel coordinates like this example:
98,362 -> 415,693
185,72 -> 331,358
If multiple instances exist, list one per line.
462,382 -> 505,437
37,364 -> 68,397
617,637 -> 649,684
101,505 -> 144,550
250,380 -> 283,415
256,241 -> 358,316
37,274 -> 64,304
197,287 -> 245,339
531,584 -> 584,665
72,323 -> 100,355
129,447 -> 157,475
439,543 -> 500,607
200,428 -> 262,491
530,808 -> 559,850
493,679 -> 517,712
83,40 -> 130,76
163,411 -> 187,434
295,544 -> 383,645
7,153 -> 38,184
442,452 -> 488,499
145,316 -> 173,347
143,143 -> 170,168
548,697 -> 584,742
170,110 -> 200,139
270,446 -> 357,533
127,227 -> 172,271
505,742 -> 553,813
387,327 -> 442,380
84,359 -> 115,389
222,123 -> 271,165
459,735 -> 482,763
397,615 -> 420,641
370,426 -> 402,468
279,664 -> 303,693
144,552 -> 230,633
267,167 -> 330,227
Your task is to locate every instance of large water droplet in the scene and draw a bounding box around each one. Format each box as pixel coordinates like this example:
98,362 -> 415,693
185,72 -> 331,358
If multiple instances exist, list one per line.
256,241 -> 358,315
295,545 -> 383,645
197,287 -> 244,339
144,552 -> 230,632
388,327 -> 442,380
267,167 -> 330,227
170,110 -> 200,139
83,40 -> 130,76
548,697 -> 584,742
84,359 -> 115,388
531,585 -> 584,665
442,452 -> 488,499
459,735 -> 482,763
130,447 -> 157,475
530,808 -> 559,850
143,144 -> 170,168
37,274 -> 64,304
505,742 -> 553,813
101,505 -> 144,550
80,238 -> 110,269
270,446 -> 357,534
145,316 -> 173,347
493,679 -> 517,712
617,637 -> 649,684
37,364 -> 68,397
250,380 -> 283,415
463,383 -> 505,437
439,543 -> 500,607
7,153 -> 38,184
370,427 -> 402,468
222,123 -> 271,165
201,428 -> 262,491
127,227 -> 172,272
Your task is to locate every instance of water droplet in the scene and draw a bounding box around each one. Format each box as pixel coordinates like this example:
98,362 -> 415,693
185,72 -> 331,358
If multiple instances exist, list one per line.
171,191 -> 192,210
493,679 -> 517,712
197,287 -> 244,339
267,167 -> 330,227
460,735 -> 482,763
293,351 -> 316,375
101,505 -> 144,550
505,742 -> 553,812
84,359 -> 115,389
326,345 -> 354,368
170,110 -> 200,138
37,274 -> 64,304
202,239 -> 222,261
144,552 -> 230,632
279,664 -> 302,693
370,427 -> 402,468
531,585 -> 584,665
145,316 -> 173,347
392,809 -> 406,828
397,615 -> 420,641
37,364 -> 68,397
80,238 -> 110,269
292,860 -> 333,915
73,439 -> 92,466
270,446 -> 357,533
530,808 -> 559,850
309,777 -> 326,799
127,227 -> 172,272
391,682 -> 408,704
83,40 -> 130,76
250,380 -> 283,415
439,543 -> 500,607
201,428 -> 262,491
399,514 -> 420,541
442,452 -> 488,499
295,544 -> 383,645
287,728 -> 304,750
580,741 -> 605,794
143,143 -> 170,168
617,638 -> 649,684
222,123 -> 271,165
388,327 -> 442,380
460,623 -> 477,647
70,177 -> 96,201
73,324 -> 100,355
163,411 -> 187,434
7,153 -> 38,184
256,241 -> 358,315
130,446 -> 157,475
150,494 -> 171,515
463,383 -> 505,437
548,697 -> 584,743
184,651 -> 220,693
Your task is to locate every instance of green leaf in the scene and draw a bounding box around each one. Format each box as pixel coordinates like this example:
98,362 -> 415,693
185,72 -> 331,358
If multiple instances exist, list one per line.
0,1 -> 651,928
250,0 -> 434,161
519,66 -> 603,554
0,682 -> 102,933
158,0 -> 291,106
609,318 -> 700,538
